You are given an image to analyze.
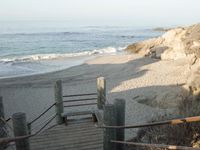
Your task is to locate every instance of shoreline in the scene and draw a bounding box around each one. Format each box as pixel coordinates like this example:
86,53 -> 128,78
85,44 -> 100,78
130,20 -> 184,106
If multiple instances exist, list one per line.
0,52 -> 189,139
0,52 -> 123,87
0,52 -> 125,82
0,55 -> 96,80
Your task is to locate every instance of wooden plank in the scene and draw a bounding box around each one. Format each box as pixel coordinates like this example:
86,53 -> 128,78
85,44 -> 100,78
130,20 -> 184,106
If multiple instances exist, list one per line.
64,103 -> 97,108
31,130 -> 102,142
63,98 -> 97,103
62,110 -> 98,125
30,118 -> 103,150
94,110 -> 104,125
63,93 -> 97,98
61,110 -> 95,117
31,136 -> 102,146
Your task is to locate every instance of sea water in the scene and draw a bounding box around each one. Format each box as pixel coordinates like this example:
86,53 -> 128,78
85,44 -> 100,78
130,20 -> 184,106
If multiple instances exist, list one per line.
0,21 -> 162,78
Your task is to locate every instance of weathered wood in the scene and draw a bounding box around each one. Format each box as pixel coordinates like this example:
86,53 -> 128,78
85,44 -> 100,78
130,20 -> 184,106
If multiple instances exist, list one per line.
54,80 -> 64,124
100,115 -> 200,129
103,104 -> 117,150
63,98 -> 97,103
62,110 -> 96,117
0,97 -> 6,137
0,97 -> 4,119
30,118 -> 103,150
27,123 -> 31,135
0,96 -> 7,150
114,99 -> 126,150
63,93 -> 97,97
94,110 -> 104,125
12,112 -> 30,150
64,102 -> 97,108
111,140 -> 200,150
97,77 -> 106,109
62,110 -> 98,125
92,113 -> 98,123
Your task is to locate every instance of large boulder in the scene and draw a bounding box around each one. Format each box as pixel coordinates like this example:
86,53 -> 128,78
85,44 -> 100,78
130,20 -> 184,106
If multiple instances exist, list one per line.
126,23 -> 200,60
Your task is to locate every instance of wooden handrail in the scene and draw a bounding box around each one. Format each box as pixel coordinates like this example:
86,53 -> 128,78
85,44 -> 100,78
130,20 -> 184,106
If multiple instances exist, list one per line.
0,135 -> 33,145
111,140 -> 200,150
0,114 -> 57,145
28,102 -> 56,125
98,116 -> 200,129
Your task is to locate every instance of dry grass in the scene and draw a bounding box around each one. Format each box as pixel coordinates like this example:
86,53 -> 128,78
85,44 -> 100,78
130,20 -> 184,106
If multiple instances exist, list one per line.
127,96 -> 200,150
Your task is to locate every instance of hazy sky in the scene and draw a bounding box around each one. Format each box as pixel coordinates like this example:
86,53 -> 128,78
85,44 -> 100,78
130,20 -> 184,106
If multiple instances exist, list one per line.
0,0 -> 200,27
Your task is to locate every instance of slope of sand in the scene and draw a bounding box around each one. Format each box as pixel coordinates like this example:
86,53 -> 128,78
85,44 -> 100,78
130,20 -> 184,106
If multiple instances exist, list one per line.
0,53 -> 191,138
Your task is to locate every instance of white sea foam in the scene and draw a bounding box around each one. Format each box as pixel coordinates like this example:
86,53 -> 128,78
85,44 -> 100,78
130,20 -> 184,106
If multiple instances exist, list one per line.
0,46 -> 125,78
0,46 -> 125,64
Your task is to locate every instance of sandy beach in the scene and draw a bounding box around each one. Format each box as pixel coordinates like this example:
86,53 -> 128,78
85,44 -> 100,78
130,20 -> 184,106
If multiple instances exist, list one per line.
1,0 -> 200,148
0,52 -> 190,139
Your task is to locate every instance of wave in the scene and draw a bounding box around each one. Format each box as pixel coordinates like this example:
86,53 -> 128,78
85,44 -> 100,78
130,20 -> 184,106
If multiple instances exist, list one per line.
0,46 -> 125,64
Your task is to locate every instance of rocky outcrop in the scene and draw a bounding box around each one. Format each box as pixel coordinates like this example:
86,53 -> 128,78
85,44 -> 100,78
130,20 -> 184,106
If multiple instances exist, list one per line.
126,23 -> 200,60
126,23 -> 200,147
153,27 -> 172,32
126,23 -> 200,106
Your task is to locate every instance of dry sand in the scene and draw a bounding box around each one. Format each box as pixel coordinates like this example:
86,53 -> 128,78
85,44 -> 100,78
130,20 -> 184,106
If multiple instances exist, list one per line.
0,53 -> 190,139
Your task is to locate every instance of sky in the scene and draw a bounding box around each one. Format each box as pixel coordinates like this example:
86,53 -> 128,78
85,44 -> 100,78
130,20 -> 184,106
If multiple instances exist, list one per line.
0,0 -> 200,27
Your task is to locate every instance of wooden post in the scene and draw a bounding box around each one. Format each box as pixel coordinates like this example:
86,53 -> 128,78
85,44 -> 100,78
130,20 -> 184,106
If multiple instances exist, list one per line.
0,97 -> 5,119
54,80 -> 64,124
103,104 -> 117,150
0,96 -> 7,150
27,123 -> 31,135
114,99 -> 126,150
0,96 -> 6,137
12,112 -> 30,150
97,77 -> 106,109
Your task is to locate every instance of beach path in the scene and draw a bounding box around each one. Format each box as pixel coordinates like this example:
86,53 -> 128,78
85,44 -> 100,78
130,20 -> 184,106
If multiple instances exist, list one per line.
30,118 -> 103,150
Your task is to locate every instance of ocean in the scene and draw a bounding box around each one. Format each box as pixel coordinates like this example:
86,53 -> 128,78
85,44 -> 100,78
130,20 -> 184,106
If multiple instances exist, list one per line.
0,22 -> 162,78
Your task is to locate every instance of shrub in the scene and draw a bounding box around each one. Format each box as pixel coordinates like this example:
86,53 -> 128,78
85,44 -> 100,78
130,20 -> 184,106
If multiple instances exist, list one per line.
128,96 -> 200,150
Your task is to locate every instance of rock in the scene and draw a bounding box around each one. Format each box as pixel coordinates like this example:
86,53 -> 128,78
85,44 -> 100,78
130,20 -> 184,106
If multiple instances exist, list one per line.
126,37 -> 164,56
153,27 -> 172,32
126,23 -> 200,61
152,46 -> 169,59
187,67 -> 200,98
161,48 -> 187,60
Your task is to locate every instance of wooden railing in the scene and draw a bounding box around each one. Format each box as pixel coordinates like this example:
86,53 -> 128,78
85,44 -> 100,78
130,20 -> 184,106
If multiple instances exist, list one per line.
0,77 -> 106,150
96,99 -> 200,150
2,76 -> 199,150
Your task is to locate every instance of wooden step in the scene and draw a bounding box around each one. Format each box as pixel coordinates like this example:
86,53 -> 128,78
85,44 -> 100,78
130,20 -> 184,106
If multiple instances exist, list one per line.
62,110 -> 98,125
62,110 -> 95,117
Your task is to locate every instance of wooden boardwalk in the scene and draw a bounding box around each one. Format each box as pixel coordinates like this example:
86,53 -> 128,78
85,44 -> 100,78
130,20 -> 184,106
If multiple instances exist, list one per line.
30,118 -> 103,150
